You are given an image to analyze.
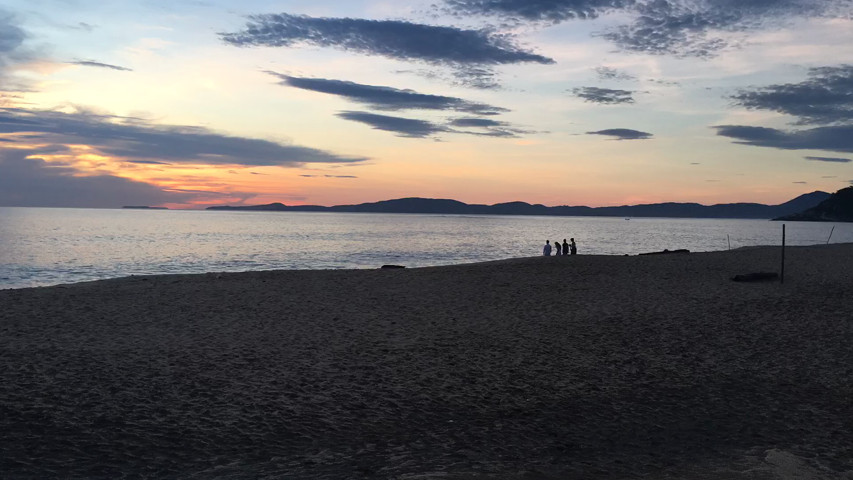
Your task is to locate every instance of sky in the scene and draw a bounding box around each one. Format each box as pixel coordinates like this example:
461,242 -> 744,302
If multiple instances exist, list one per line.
1,0 -> 852,209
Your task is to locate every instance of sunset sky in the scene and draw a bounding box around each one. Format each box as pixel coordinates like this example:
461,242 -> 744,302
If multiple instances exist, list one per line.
1,0 -> 852,209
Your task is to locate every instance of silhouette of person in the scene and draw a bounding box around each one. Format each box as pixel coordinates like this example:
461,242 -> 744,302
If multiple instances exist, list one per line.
543,240 -> 552,256
570,238 -> 577,255
562,239 -> 569,256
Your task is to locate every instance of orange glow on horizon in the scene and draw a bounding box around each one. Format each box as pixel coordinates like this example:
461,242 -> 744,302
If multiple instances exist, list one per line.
4,133 -> 836,210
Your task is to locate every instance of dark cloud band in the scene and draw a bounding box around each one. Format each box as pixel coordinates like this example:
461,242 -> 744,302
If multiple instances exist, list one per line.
335,111 -> 529,138
587,128 -> 652,140
270,73 -> 508,115
221,14 -> 555,66
731,65 -> 853,125
0,108 -> 366,166
805,156 -> 852,163
714,125 -> 853,153
449,118 -> 505,127
336,111 -> 449,138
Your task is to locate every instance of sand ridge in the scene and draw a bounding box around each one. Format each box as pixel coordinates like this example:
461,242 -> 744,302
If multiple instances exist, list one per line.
1,244 -> 852,478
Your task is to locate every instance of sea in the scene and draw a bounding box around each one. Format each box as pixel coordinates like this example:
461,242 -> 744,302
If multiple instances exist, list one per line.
1,207 -> 851,290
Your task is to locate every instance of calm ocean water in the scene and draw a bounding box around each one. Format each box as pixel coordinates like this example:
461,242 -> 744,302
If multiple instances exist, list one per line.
1,207 -> 851,289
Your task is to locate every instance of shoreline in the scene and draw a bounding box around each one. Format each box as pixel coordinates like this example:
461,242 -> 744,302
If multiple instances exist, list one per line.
2,244 -> 852,478
5,242 -> 844,293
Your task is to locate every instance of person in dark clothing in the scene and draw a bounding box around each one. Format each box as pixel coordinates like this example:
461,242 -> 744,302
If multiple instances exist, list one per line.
554,240 -> 562,255
570,238 -> 577,255
562,239 -> 569,256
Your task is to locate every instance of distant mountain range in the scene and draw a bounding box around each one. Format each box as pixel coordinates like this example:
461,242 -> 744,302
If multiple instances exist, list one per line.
207,191 -> 831,219
775,187 -> 853,222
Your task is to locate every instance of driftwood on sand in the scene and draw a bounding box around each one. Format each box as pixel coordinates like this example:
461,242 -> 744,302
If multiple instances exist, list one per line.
731,272 -> 780,282
639,248 -> 690,255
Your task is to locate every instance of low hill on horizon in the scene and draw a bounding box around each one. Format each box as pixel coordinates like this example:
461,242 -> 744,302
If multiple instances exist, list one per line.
775,187 -> 853,222
207,191 -> 830,220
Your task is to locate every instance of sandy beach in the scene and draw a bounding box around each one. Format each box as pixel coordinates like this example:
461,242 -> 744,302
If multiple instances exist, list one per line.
1,244 -> 851,479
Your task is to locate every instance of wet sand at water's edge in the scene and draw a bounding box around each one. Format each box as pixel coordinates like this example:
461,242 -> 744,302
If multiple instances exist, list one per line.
1,244 -> 852,479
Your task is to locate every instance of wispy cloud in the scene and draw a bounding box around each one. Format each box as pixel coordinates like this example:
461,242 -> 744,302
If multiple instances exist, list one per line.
596,66 -> 636,82
300,174 -> 358,178
69,60 -> 133,71
572,87 -> 635,104
393,67 -> 503,89
599,0 -> 851,58
269,73 -> 508,115
0,11 -> 26,56
0,10 -> 43,91
126,159 -> 171,165
221,14 -> 554,87
441,0 -> 632,23
714,125 -> 853,153
448,117 -> 532,137
730,65 -> 853,125
587,128 -> 652,140
0,108 -> 367,166
447,0 -> 853,59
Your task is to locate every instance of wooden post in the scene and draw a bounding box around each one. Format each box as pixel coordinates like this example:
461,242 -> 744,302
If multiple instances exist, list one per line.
727,234 -> 731,250
827,225 -> 835,244
781,224 -> 786,284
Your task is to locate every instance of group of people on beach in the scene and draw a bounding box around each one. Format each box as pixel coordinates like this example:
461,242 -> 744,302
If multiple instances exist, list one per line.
543,238 -> 576,256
